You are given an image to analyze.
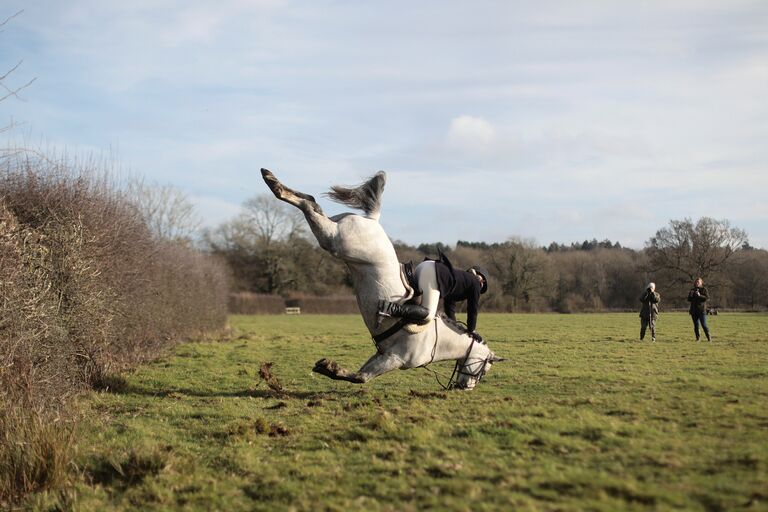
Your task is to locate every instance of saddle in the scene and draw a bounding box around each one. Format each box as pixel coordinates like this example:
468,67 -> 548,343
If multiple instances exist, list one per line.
401,261 -> 420,297
372,262 -> 429,344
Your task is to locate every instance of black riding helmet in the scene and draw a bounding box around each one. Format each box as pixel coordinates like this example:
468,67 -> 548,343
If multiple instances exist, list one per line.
467,265 -> 489,294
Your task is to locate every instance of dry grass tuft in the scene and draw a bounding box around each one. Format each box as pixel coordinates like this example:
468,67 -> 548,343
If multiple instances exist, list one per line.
89,445 -> 169,487
0,398 -> 76,504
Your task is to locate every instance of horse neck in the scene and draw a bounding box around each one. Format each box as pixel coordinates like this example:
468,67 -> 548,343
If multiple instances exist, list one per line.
333,214 -> 407,333
347,259 -> 406,332
433,323 -> 490,363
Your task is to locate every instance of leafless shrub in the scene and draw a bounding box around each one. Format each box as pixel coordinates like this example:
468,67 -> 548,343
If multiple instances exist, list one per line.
0,151 -> 228,503
125,180 -> 201,243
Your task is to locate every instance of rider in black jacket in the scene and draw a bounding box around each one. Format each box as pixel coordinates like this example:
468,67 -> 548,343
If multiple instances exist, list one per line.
433,253 -> 486,333
378,251 -> 488,339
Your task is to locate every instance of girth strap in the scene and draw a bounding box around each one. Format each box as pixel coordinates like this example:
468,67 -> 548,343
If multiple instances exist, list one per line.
372,318 -> 408,348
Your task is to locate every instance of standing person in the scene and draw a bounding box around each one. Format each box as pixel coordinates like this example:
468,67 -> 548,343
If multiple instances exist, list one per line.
378,252 -> 489,340
687,277 -> 711,341
639,282 -> 660,342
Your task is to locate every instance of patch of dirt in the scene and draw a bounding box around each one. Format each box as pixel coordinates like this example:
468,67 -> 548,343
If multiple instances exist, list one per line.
268,424 -> 290,437
409,390 -> 448,399
605,409 -> 636,418
426,465 -> 452,479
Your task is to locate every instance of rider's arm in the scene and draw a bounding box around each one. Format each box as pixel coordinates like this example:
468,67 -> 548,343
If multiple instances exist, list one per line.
466,282 -> 481,332
444,299 -> 456,321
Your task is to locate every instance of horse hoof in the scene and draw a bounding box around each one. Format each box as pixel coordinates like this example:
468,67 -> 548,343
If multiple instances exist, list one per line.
261,169 -> 285,196
315,358 -> 337,369
313,358 -> 334,372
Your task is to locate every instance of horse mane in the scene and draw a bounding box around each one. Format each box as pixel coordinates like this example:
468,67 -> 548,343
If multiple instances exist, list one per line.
438,313 -> 471,336
326,171 -> 386,220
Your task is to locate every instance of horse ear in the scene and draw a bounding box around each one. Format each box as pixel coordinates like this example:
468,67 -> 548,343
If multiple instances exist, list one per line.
489,353 -> 506,363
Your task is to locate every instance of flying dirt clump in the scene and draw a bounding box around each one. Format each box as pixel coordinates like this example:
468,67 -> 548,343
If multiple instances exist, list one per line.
258,362 -> 283,394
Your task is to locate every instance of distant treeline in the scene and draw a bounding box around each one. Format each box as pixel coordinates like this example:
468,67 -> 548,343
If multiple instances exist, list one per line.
205,194 -> 768,314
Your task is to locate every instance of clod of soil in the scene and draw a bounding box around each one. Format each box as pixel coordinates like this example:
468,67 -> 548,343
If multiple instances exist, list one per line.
258,362 -> 283,393
268,424 -> 290,437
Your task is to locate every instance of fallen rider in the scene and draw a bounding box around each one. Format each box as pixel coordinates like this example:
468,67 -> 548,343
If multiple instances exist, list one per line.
378,251 -> 489,341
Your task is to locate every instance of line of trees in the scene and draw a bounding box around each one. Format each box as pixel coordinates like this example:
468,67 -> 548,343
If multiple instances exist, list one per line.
205,194 -> 768,313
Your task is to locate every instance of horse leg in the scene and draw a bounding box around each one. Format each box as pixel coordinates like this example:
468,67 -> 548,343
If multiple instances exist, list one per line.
261,168 -> 339,254
313,353 -> 404,384
261,168 -> 324,214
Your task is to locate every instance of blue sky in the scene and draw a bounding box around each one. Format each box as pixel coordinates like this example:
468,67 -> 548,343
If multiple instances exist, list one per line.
2,1 -> 767,248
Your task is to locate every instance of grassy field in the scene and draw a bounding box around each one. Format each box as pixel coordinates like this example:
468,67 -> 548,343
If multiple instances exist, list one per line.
31,313 -> 768,511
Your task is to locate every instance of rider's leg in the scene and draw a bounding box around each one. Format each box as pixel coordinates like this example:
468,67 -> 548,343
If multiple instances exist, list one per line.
377,260 -> 439,324
378,301 -> 430,324
415,260 -> 440,321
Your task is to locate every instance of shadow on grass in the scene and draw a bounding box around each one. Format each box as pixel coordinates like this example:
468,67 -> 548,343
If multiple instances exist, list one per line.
108,383 -> 370,401
89,446 -> 169,488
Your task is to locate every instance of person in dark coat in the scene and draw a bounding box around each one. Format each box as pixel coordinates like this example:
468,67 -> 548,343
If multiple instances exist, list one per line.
378,252 -> 488,340
639,282 -> 660,342
687,277 -> 711,341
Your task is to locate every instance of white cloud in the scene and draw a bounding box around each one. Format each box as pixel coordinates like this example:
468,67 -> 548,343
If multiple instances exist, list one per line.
445,116 -> 496,153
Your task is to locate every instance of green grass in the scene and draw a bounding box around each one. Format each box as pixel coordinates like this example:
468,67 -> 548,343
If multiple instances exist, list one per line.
31,313 -> 768,511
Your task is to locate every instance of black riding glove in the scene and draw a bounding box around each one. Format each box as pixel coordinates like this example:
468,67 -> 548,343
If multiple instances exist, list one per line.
470,331 -> 484,343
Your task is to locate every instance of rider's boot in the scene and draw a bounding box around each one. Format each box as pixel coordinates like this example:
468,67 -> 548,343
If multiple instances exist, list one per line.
377,300 -> 430,325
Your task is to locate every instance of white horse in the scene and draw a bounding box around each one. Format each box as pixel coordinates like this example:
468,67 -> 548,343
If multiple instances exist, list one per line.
261,168 -> 502,390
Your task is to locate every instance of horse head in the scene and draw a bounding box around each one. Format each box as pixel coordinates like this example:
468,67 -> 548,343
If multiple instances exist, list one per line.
453,345 -> 504,391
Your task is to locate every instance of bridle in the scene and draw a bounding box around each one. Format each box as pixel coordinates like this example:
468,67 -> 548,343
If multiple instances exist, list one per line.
422,327 -> 492,390
445,336 -> 492,390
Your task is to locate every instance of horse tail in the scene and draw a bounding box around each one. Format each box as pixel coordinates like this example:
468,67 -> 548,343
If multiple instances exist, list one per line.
326,171 -> 386,220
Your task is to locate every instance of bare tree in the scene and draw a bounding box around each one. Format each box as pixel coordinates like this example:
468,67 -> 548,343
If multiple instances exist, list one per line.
241,194 -> 305,246
726,249 -> 768,310
645,217 -> 748,285
127,181 -> 201,243
204,194 -> 307,293
485,237 -> 552,310
1,10 -> 37,134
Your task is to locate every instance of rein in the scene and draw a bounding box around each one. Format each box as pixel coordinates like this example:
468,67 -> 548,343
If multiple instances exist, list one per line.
422,328 -> 491,391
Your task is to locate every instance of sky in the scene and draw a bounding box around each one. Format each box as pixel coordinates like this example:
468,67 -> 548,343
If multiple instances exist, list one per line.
2,1 -> 767,249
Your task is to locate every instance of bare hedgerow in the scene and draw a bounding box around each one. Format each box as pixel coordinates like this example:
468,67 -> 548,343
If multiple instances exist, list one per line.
1,153 -> 229,392
0,151 -> 229,504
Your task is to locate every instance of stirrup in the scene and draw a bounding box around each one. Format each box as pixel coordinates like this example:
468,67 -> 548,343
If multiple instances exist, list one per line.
376,300 -> 396,328
377,300 -> 394,318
